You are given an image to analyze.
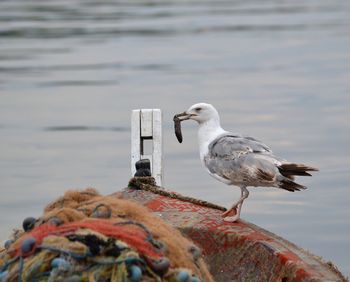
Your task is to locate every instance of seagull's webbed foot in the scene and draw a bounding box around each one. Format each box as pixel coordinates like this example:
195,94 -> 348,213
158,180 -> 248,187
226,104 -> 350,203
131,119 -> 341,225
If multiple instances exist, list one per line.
222,207 -> 240,222
221,207 -> 237,217
223,215 -> 240,222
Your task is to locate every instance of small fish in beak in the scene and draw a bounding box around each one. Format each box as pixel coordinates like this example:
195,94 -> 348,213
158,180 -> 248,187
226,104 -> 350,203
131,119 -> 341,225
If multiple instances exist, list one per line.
173,113 -> 184,143
173,111 -> 197,143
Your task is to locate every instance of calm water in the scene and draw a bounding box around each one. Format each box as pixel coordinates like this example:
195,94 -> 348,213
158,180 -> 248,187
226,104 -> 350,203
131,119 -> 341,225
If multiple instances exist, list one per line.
1,0 -> 350,277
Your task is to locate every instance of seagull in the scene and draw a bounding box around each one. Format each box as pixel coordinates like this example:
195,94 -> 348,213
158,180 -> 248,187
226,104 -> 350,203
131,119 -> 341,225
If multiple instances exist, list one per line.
175,102 -> 318,222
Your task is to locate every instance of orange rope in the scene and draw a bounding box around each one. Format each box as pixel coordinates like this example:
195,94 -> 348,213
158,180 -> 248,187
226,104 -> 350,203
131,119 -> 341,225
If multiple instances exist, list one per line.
12,218 -> 162,259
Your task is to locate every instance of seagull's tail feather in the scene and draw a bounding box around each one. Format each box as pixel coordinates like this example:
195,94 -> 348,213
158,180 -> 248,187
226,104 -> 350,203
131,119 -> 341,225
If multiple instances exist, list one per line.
278,178 -> 307,192
278,163 -> 318,178
277,163 -> 318,192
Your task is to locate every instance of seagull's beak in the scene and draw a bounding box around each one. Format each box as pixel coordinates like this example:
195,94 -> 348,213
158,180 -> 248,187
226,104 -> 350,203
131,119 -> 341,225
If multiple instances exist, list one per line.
174,111 -> 196,121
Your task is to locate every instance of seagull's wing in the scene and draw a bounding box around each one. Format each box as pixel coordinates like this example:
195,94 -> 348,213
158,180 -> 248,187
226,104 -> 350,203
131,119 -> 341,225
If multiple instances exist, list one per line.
208,134 -> 272,159
204,134 -> 279,186
205,134 -> 316,190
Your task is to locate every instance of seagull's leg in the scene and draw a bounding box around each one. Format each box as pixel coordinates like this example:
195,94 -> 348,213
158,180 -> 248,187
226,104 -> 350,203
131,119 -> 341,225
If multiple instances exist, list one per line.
223,186 -> 249,222
221,186 -> 245,217
222,189 -> 242,217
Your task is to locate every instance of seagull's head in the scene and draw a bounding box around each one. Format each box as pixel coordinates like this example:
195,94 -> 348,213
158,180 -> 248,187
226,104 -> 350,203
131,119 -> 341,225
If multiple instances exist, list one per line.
175,103 -> 220,124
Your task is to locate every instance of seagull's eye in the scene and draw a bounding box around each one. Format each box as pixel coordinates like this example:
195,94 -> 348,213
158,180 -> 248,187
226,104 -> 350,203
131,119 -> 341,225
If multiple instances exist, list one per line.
195,107 -> 202,112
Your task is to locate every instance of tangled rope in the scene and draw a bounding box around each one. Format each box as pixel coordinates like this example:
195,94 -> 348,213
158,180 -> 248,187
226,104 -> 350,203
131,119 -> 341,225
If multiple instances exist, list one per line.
0,188 -> 213,282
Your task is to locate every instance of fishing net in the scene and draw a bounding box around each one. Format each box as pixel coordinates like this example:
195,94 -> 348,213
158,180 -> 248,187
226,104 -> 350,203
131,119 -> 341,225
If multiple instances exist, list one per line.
0,188 -> 213,282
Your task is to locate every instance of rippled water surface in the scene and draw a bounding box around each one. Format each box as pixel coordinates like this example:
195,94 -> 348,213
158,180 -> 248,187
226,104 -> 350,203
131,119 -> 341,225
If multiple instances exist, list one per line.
1,0 -> 350,277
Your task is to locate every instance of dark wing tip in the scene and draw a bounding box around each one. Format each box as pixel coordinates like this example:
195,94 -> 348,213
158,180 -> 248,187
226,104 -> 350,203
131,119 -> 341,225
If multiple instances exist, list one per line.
279,179 -> 307,192
278,163 -> 318,177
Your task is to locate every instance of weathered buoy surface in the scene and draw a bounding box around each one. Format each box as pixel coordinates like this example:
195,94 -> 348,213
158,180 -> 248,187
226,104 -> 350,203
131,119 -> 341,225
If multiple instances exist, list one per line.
114,177 -> 347,282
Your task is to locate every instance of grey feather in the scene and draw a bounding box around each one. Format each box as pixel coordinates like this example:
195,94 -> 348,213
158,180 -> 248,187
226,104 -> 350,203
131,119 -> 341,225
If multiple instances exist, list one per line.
204,134 -> 314,190
209,134 -> 271,158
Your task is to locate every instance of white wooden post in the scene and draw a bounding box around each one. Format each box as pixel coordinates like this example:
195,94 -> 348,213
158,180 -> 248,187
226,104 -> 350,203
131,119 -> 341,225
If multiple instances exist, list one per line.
131,109 -> 163,186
